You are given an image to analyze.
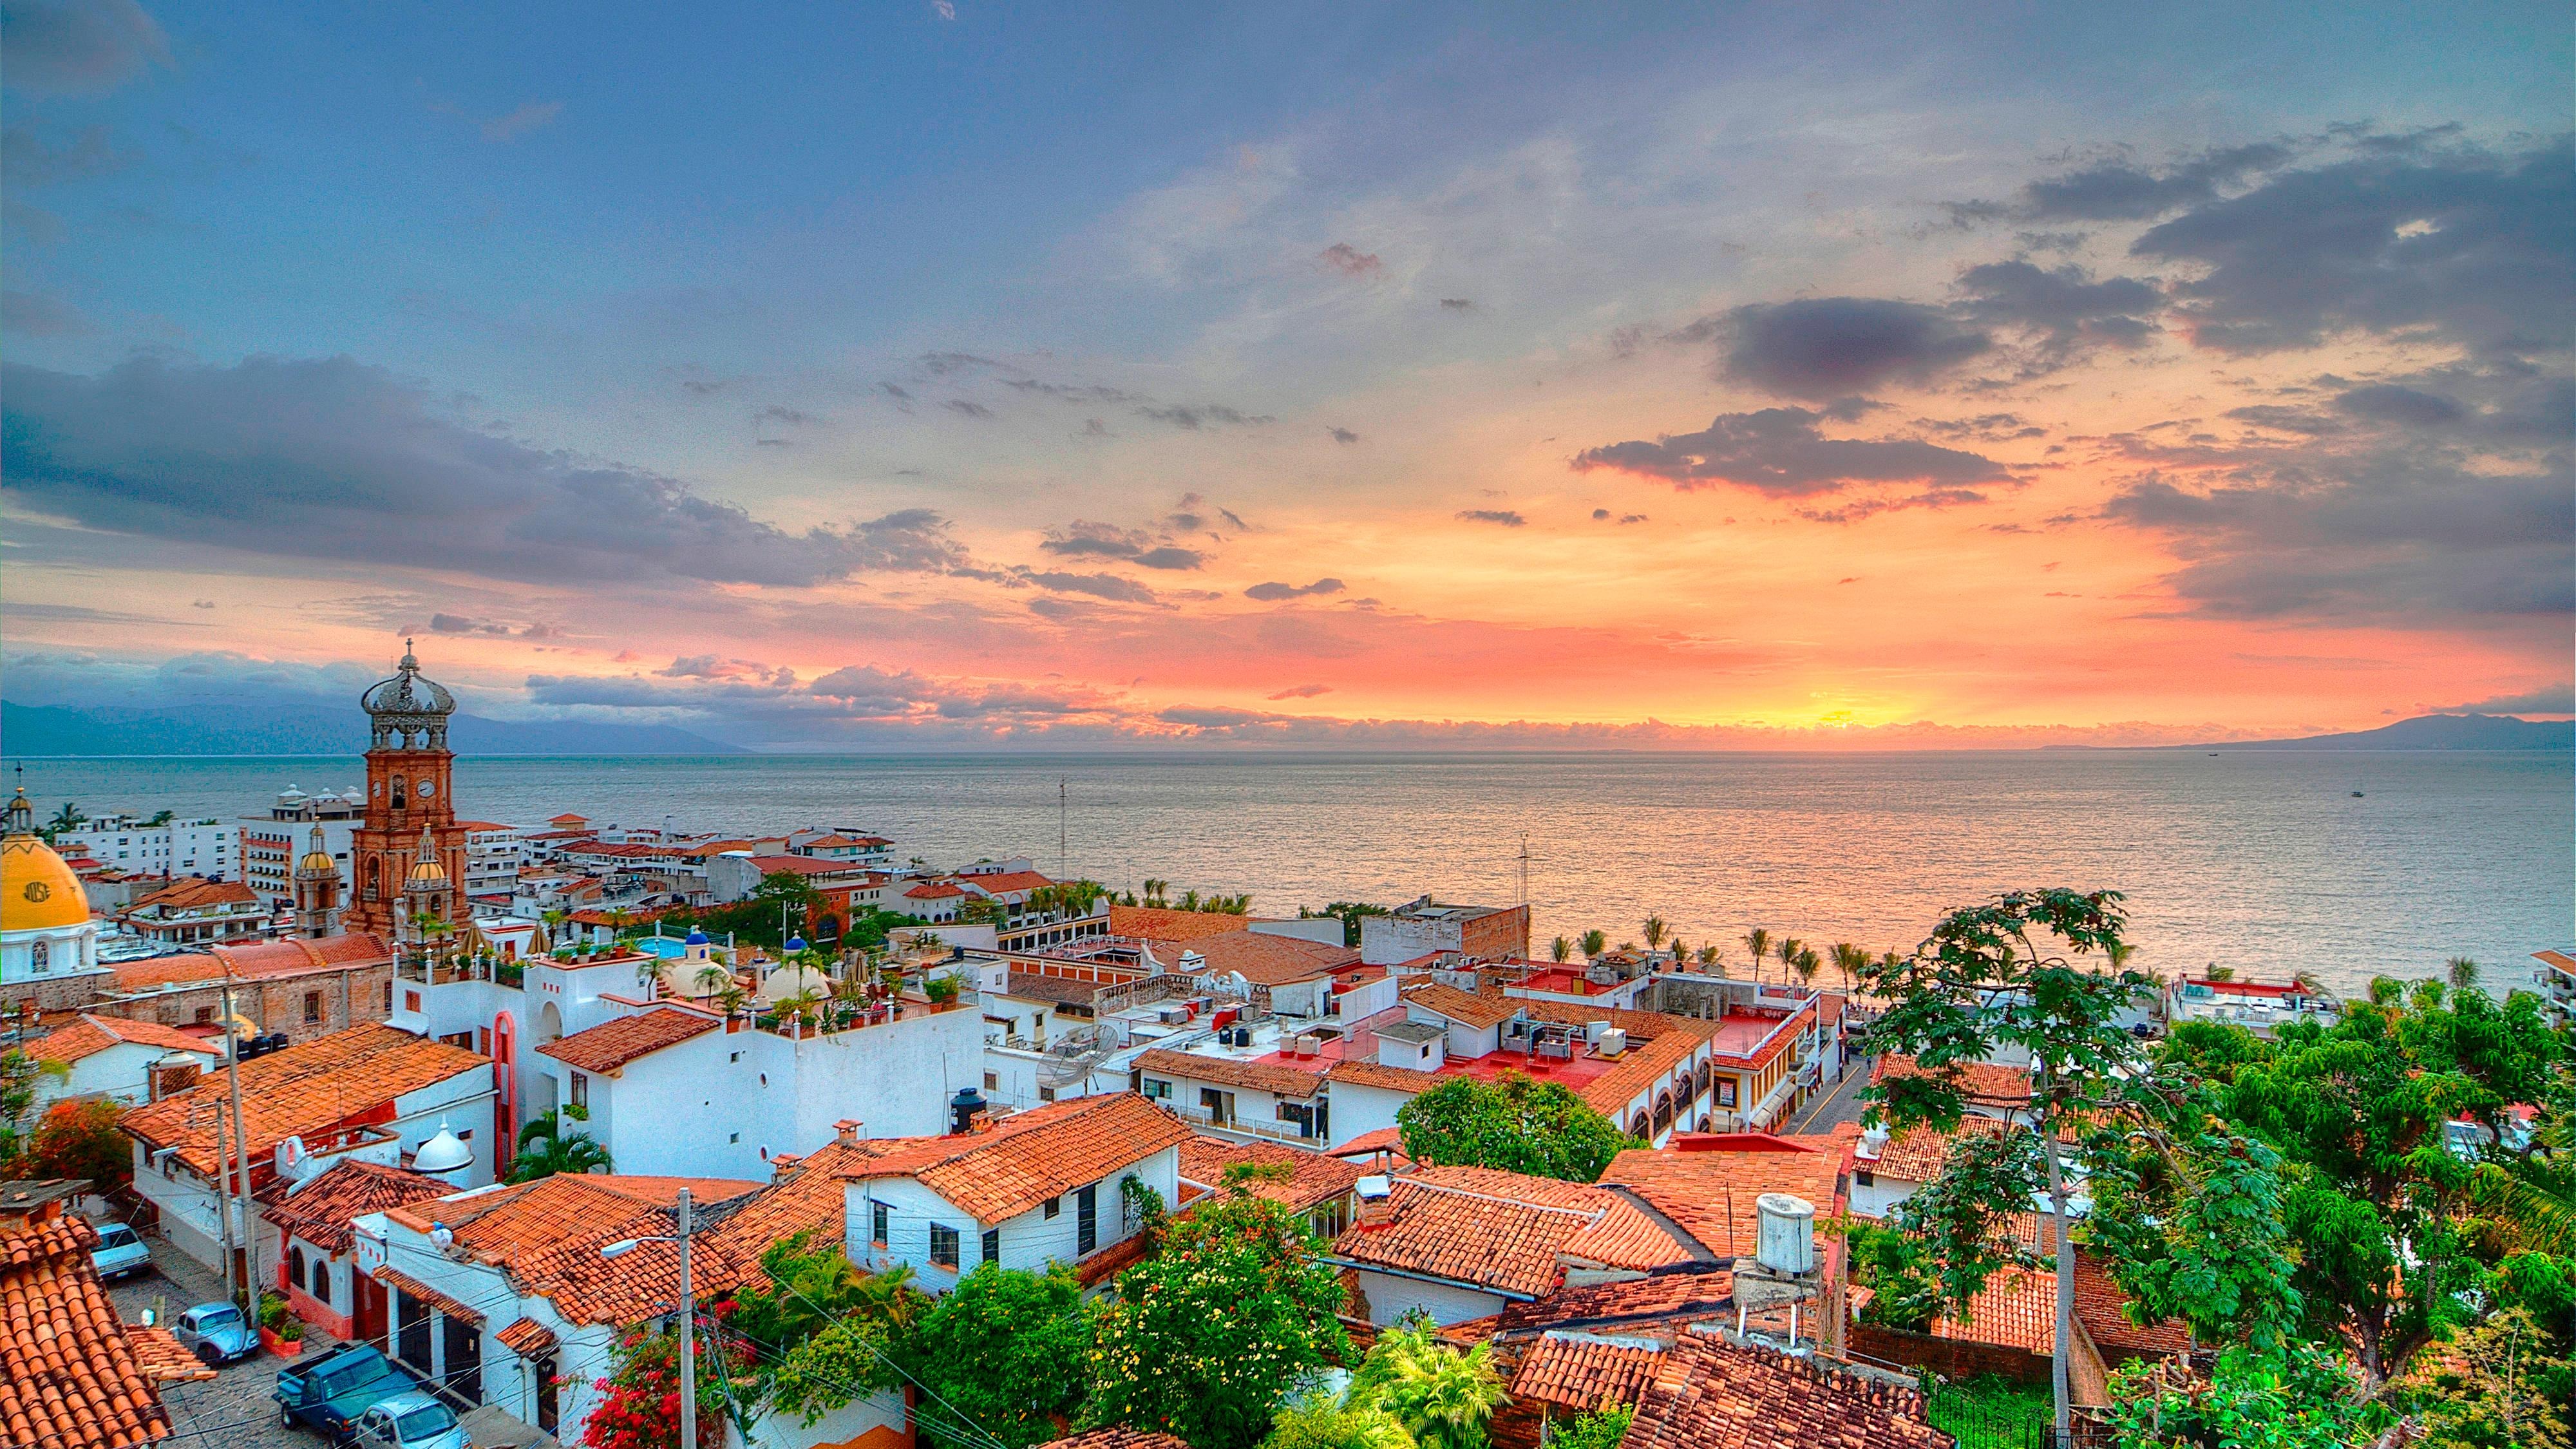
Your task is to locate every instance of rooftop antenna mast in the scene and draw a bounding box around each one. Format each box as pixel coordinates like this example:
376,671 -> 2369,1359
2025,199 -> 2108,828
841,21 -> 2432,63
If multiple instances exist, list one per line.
1059,777 -> 1068,880
1516,833 -> 1530,910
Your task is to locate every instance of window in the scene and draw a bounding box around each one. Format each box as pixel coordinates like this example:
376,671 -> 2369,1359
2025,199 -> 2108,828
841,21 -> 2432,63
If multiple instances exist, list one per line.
1198,1088 -> 1234,1124
570,1074 -> 589,1111
382,981 -> 394,1012
28,941 -> 47,972
1716,1077 -> 1738,1108
289,1246 -> 307,1291
1076,1184 -> 1098,1255
1043,1197 -> 1061,1220
983,1072 -> 999,1092
193,1007 -> 214,1025
1140,1078 -> 1170,1101
1855,1169 -> 1875,1187
929,1224 -> 960,1269
871,1200 -> 890,1246
305,991 -> 323,1024
1037,1086 -> 1056,1103
981,1227 -> 1000,1264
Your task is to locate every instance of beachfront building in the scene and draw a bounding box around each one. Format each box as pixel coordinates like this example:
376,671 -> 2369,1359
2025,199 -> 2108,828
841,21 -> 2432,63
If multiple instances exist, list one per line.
119,876 -> 269,948
1359,895 -> 1532,965
238,784 -> 364,906
2161,974 -> 2341,1036
55,812 -> 237,880
21,1012 -> 223,1110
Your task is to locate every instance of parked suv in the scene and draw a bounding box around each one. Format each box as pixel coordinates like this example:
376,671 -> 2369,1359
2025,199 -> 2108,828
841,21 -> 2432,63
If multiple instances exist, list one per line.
88,1220 -> 154,1281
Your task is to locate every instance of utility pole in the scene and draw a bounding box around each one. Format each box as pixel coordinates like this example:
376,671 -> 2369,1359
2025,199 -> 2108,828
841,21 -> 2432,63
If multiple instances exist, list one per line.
1517,833 -> 1529,910
677,1188 -> 695,1449
220,972 -> 256,1303
1059,777 -> 1068,882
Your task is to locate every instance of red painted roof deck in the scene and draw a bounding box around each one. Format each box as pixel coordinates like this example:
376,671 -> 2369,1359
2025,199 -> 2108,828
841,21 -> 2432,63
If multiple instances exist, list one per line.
1255,1036 -> 1626,1092
1513,967 -> 1604,996
1707,1011 -> 1797,1059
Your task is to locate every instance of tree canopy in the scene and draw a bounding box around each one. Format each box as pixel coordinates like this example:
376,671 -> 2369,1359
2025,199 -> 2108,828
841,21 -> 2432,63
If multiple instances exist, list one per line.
1395,1072 -> 1636,1184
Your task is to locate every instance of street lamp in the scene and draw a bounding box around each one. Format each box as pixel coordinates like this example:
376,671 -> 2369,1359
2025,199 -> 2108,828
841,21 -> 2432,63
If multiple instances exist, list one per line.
600,1187 -> 696,1449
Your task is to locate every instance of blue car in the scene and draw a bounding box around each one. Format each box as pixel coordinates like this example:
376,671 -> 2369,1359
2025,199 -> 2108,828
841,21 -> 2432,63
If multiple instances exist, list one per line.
172,1300 -> 261,1365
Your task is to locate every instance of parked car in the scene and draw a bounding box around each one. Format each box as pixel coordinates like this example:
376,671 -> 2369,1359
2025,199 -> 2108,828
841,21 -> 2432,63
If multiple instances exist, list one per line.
275,1343 -> 425,1441
350,1391 -> 469,1449
88,1220 -> 154,1281
172,1300 -> 261,1365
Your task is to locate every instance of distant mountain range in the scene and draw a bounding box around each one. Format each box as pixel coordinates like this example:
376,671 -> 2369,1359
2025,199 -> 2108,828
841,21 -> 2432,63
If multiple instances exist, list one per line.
1,700 -> 742,756
2194,713 -> 2571,751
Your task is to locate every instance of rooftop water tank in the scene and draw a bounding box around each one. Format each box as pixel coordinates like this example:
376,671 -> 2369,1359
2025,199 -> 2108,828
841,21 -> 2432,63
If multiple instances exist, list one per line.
1755,1192 -> 1816,1276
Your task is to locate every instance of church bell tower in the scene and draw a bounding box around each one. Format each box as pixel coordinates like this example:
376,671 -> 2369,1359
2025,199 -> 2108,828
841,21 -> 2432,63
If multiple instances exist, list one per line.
345,641 -> 466,940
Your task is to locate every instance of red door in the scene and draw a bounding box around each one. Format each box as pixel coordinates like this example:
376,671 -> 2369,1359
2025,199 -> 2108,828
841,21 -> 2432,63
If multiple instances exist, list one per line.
353,1273 -> 387,1343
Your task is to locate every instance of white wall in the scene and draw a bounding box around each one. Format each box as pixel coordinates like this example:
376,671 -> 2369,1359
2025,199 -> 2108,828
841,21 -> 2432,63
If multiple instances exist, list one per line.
40,1043 -> 215,1110
1349,1269 -> 1508,1327
1324,1082 -> 1414,1151
1251,918 -> 1348,947
846,1144 -> 1180,1293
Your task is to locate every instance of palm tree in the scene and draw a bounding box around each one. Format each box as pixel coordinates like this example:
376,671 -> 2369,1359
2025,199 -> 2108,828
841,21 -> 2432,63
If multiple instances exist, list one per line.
1349,1321 -> 1508,1449
1549,936 -> 1573,964
41,802 -> 84,842
692,963 -> 731,998
1793,945 -> 1821,991
507,1110 -> 613,1182
2446,956 -> 2481,993
1829,942 -> 1868,995
1775,936 -> 1806,986
1579,929 -> 1607,959
1642,916 -> 1668,953
1695,944 -> 1722,969
1179,888 -> 1201,912
1743,929 -> 1772,983
538,907 -> 567,952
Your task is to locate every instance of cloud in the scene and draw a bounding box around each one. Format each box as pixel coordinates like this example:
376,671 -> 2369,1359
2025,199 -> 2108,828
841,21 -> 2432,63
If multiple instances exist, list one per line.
3,122 -> 138,186
1318,242 -> 1383,277
1953,260 -> 2161,363
478,101 -> 563,143
1266,683 -> 1333,699
1026,571 -> 1159,603
1571,407 -> 2011,496
941,399 -> 995,419
2104,450 -> 2574,622
1696,298 -> 1994,400
0,0 -> 170,95
2130,139 -> 2573,356
755,404 -> 815,426
1455,509 -> 1526,527
1136,402 -> 1269,429
1041,522 -> 1152,560
2332,383 -> 2465,428
2432,685 -> 2574,716
0,354 -> 971,587
2,289 -> 91,337
658,655 -> 790,684
1993,142 -> 2295,222
1244,578 -> 1345,601
1328,426 -> 1359,444
1132,546 -> 1204,571
1439,298 -> 1474,312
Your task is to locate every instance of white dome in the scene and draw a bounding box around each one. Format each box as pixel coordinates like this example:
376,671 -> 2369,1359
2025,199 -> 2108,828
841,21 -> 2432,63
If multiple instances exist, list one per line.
413,1123 -> 472,1175
754,961 -> 833,1007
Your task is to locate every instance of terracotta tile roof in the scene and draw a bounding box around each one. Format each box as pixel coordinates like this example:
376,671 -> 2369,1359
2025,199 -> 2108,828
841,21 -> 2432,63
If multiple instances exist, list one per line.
110,933 -> 392,992
1943,1216 -> 2191,1359
379,1174 -> 762,1329
384,1175 -> 759,1264
1001,971 -> 1103,1007
1177,1135 -> 1365,1217
1621,1331 -> 1951,1449
1934,1264 -> 2056,1354
122,1023 -> 488,1177
843,1094 -> 1195,1226
1331,1166 -> 1680,1299
1108,905 -> 1252,942
905,882 -> 967,899
1403,981 -> 1520,1030
1161,931 -> 1360,987
374,1265 -> 487,1325
1324,1058 -> 1440,1094
537,1007 -> 721,1074
122,1326 -> 217,1385
1873,1055 -> 2033,1110
0,1206 -> 178,1449
1575,1029 -> 1704,1121
495,1318 -> 556,1356
26,1014 -> 220,1066
1857,1118 -> 2015,1186
1326,1126 -> 1408,1160
126,877 -> 261,914
1494,1268 -> 1736,1338
1508,1331 -> 1667,1412
1596,1129 -> 1854,1260
1135,1048 -> 1327,1100
963,870 -> 1054,894
1032,1431 -> 1195,1449
263,1160 -> 451,1256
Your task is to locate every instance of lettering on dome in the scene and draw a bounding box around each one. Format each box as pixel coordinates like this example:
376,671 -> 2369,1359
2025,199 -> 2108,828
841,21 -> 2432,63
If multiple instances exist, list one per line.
23,880 -> 50,903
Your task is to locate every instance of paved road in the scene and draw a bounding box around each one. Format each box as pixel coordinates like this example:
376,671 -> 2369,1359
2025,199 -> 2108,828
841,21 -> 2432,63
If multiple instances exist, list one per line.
108,1238 -> 298,1449
1785,1052 -> 1878,1135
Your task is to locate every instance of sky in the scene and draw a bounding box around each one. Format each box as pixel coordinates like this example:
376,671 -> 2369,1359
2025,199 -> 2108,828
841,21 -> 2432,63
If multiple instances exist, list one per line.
3,0 -> 2570,748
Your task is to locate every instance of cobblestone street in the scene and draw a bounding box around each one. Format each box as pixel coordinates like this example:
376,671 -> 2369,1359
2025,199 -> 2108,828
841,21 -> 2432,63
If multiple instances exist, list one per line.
108,1239 -> 298,1449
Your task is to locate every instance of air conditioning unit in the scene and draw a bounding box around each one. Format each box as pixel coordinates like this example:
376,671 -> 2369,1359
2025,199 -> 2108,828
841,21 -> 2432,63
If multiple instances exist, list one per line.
1294,1033 -> 1323,1056
1537,1039 -> 1573,1061
1595,1028 -> 1628,1057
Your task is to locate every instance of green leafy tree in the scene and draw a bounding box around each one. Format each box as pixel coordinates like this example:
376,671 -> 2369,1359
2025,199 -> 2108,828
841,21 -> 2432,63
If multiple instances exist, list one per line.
0,1048 -> 68,1166
2083,1092 -> 2302,1354
1546,1405 -> 1631,1449
1345,1320 -> 1506,1449
1396,1072 -> 1636,1184
1853,887 -> 2145,1436
2395,1306 -> 2572,1449
1084,1186 -> 1352,1449
900,1262 -> 1095,1449
506,1110 -> 614,1182
1835,1217 -> 1942,1332
2105,1343 -> 2388,1449
1261,1399 -> 1415,1449
21,1098 -> 131,1189
732,1234 -> 922,1424
1302,902 -> 1390,948
41,801 -> 84,842
676,871 -> 827,951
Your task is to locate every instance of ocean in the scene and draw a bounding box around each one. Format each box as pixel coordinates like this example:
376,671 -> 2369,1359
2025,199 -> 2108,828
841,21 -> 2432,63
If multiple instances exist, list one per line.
9,750 -> 2569,999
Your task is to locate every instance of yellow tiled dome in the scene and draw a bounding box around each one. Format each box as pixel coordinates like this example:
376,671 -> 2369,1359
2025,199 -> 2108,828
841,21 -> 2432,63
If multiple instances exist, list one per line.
2,833 -> 91,933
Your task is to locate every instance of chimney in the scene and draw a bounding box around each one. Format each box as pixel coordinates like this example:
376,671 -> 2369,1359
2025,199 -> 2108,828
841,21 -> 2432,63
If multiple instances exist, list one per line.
1354,1175 -> 1394,1228
770,1152 -> 802,1182
835,1119 -> 863,1147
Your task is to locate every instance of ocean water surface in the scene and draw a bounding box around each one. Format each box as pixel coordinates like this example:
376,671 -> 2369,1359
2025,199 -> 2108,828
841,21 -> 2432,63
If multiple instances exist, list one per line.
10,750 -> 2568,999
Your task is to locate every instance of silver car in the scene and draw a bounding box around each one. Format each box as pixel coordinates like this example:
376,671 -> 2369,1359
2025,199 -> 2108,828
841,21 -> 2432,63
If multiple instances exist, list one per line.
350,1391 -> 469,1449
171,1301 -> 260,1365
88,1221 -> 154,1282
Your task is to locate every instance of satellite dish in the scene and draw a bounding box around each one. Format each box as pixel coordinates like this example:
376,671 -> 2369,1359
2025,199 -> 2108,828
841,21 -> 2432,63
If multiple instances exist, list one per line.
413,1122 -> 471,1175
